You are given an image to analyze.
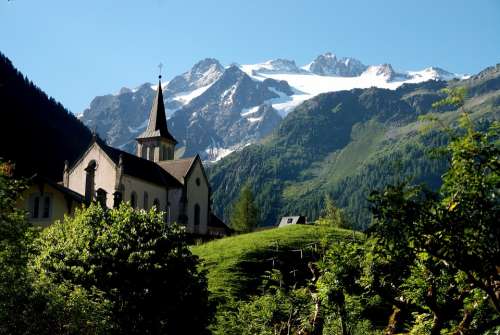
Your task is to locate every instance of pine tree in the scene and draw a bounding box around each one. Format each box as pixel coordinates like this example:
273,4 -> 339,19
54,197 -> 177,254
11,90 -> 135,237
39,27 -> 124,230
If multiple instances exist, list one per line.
318,195 -> 348,228
230,184 -> 259,233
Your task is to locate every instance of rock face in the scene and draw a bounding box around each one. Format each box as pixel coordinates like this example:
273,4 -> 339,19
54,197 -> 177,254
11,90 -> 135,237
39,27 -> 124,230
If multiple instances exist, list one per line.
165,58 -> 224,94
307,52 -> 367,77
80,53 -> 465,160
169,66 -> 291,158
82,83 -> 155,153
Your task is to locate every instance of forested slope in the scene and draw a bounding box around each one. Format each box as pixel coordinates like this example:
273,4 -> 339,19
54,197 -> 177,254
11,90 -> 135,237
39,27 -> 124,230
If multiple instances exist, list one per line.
0,52 -> 92,180
208,65 -> 500,229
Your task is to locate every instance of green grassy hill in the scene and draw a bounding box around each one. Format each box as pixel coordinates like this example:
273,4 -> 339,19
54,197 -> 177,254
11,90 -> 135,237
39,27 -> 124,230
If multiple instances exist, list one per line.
192,225 -> 360,301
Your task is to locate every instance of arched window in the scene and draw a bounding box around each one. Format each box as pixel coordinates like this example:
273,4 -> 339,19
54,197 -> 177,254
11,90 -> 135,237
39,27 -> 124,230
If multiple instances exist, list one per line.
194,204 -> 200,226
130,191 -> 137,209
32,196 -> 40,218
85,160 -> 97,203
143,192 -> 149,210
42,196 -> 51,218
96,188 -> 107,208
153,198 -> 160,209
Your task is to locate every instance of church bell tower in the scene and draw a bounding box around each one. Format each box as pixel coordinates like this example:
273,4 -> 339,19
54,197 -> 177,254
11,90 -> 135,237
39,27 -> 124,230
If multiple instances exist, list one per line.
136,70 -> 177,162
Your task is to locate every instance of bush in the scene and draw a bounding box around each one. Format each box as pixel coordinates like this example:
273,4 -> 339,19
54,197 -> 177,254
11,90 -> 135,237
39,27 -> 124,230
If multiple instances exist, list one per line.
32,203 -> 210,334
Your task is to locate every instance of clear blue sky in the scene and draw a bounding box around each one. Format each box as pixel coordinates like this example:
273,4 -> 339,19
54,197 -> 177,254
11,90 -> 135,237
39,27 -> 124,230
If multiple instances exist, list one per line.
1,0 -> 499,114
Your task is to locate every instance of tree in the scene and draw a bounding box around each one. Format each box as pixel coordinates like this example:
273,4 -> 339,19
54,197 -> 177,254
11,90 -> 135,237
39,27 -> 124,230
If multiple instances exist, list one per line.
317,194 -> 349,229
32,203 -> 210,334
230,183 -> 259,233
368,88 -> 500,333
0,161 -> 32,332
0,162 -> 111,335
317,241 -> 372,335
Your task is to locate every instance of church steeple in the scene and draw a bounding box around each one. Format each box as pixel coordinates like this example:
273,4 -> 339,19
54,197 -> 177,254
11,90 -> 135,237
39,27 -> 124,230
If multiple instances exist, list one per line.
136,70 -> 177,162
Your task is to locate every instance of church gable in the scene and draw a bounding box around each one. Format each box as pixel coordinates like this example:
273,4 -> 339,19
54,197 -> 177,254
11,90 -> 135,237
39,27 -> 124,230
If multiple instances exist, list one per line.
67,141 -> 118,208
183,157 -> 210,234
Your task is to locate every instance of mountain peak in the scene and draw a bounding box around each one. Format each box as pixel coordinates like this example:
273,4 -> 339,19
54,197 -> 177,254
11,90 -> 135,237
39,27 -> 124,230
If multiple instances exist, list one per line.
239,58 -> 304,76
165,58 -> 224,94
190,58 -> 224,77
308,52 -> 367,77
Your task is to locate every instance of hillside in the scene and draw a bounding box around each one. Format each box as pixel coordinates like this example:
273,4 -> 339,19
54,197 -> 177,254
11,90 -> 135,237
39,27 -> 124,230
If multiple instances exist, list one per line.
192,225 -> 359,301
208,65 -> 500,229
0,52 -> 92,180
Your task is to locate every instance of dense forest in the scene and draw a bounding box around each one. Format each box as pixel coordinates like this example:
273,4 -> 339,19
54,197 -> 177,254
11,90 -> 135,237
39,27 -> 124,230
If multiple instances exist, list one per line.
208,65 -> 500,229
0,52 -> 92,181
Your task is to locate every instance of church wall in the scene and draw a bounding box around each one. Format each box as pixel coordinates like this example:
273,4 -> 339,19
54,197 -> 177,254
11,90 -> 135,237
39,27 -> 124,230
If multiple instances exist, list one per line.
121,175 -> 168,211
18,183 -> 82,227
185,161 -> 209,234
67,144 -> 117,208
167,188 -> 182,225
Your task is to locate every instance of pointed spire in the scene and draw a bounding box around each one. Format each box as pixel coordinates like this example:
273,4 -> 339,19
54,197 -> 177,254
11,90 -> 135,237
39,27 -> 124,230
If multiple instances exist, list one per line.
137,78 -> 177,144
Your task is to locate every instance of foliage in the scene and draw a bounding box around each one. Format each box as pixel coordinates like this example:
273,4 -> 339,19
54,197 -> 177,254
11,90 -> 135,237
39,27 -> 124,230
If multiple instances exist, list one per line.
0,162 -> 113,334
0,161 -> 32,333
212,284 -> 313,335
32,203 -> 210,334
317,241 -> 369,335
207,237 -> 381,335
368,89 -> 500,334
230,183 -> 259,232
317,194 -> 349,229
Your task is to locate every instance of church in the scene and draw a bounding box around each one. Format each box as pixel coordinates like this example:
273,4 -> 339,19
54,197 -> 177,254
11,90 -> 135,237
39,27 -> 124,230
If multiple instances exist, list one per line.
58,76 -> 220,235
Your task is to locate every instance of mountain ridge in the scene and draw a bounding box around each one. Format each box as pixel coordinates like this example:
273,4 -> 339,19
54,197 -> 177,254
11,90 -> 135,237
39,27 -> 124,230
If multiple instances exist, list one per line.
80,52 -> 467,160
207,65 -> 499,228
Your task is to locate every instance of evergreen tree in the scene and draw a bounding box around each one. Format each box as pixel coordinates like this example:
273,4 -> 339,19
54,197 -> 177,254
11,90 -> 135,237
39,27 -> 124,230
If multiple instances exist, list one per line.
318,195 -> 349,228
230,183 -> 259,233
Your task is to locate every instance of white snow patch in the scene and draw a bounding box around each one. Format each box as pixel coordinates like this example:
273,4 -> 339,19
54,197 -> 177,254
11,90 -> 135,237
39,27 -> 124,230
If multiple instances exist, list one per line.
171,84 -> 212,105
220,85 -> 237,106
247,116 -> 263,123
204,142 -> 253,162
127,118 -> 148,133
241,106 -> 260,117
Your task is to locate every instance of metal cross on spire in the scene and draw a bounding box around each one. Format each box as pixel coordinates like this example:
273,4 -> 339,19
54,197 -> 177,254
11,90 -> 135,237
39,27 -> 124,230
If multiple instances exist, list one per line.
158,62 -> 163,80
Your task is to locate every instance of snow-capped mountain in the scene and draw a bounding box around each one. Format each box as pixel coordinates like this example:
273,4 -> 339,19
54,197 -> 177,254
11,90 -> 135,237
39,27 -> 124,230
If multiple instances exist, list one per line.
168,65 -> 291,160
304,52 -> 367,76
80,52 -> 466,161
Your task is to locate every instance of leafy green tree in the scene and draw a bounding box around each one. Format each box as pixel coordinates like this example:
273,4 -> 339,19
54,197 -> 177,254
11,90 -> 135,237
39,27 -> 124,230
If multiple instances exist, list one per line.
32,203 -> 210,335
212,270 -> 314,335
230,183 -> 259,233
0,162 -> 111,334
0,161 -> 32,333
368,88 -> 500,333
317,241 -> 373,335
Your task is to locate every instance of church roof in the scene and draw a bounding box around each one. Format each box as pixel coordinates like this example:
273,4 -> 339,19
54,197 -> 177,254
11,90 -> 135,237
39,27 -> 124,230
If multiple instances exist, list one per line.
30,174 -> 85,203
208,213 -> 232,231
137,80 -> 177,144
98,140 -> 182,188
157,156 -> 197,184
